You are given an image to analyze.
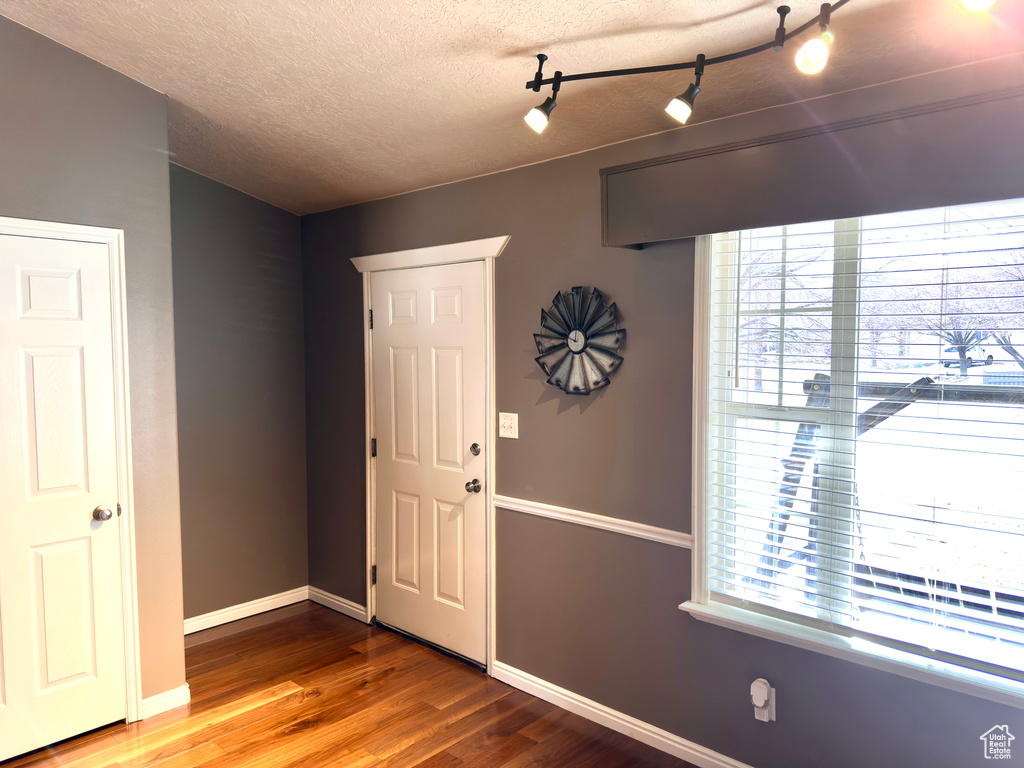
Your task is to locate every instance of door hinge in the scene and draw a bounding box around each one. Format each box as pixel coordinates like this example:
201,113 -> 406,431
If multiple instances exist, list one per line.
371,565 -> 377,585
371,438 -> 377,457
369,309 -> 373,329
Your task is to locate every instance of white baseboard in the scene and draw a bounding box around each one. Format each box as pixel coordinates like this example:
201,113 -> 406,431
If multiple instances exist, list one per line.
140,683 -> 191,719
308,586 -> 370,623
183,585 -> 370,635
491,661 -> 753,768
184,586 -> 310,635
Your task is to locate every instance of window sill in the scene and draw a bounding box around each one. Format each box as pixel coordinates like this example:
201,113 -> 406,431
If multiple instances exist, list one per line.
679,599 -> 1024,710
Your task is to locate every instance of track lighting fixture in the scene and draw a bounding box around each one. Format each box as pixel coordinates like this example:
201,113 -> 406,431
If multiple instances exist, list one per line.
524,55 -> 562,134
665,54 -> 704,125
523,1 -> 851,133
795,3 -> 833,75
961,0 -> 995,9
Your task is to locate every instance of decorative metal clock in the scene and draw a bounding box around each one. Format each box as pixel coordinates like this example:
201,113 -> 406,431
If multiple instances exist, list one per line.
534,286 -> 625,395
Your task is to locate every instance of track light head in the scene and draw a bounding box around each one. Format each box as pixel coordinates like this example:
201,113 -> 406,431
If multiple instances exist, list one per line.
795,34 -> 831,74
795,4 -> 833,75
666,83 -> 701,125
666,53 -> 705,125
524,69 -> 562,134
525,96 -> 557,133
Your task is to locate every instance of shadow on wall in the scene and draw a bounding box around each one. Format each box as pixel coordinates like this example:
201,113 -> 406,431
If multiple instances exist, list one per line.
530,363 -> 610,414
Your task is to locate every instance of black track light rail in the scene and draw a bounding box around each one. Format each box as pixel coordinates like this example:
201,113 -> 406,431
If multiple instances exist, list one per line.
525,0 -> 850,92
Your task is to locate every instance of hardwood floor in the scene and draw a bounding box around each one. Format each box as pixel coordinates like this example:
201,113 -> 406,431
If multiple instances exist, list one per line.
4,602 -> 695,768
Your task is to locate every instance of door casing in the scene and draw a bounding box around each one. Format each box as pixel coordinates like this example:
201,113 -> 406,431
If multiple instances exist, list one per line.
0,215 -> 143,722
351,235 -> 508,673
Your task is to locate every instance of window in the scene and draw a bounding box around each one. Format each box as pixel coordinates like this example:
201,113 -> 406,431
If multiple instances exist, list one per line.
685,198 -> 1024,699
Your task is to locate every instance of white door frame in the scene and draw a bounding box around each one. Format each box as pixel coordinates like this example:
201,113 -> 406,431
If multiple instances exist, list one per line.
351,235 -> 508,673
0,215 -> 143,722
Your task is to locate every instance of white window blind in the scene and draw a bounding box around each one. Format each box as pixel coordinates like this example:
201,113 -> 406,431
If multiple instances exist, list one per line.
705,198 -> 1024,681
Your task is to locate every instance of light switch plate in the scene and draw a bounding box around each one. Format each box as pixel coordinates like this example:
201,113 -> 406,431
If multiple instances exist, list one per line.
498,412 -> 518,439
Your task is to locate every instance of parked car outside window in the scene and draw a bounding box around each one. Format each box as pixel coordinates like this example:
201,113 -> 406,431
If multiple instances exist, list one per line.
941,345 -> 994,367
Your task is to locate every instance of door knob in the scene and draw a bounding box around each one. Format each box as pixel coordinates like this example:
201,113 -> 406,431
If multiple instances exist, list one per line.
470,443 -> 481,456
93,505 -> 113,522
465,479 -> 482,493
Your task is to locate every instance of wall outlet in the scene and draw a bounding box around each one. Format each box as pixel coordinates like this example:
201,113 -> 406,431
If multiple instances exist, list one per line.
750,678 -> 776,722
498,412 -> 518,439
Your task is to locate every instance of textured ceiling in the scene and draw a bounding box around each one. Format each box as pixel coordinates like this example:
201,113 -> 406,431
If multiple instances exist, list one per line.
0,0 -> 1021,214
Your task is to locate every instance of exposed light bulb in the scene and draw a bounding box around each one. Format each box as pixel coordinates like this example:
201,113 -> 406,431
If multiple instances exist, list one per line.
665,97 -> 693,124
524,107 -> 549,134
665,83 -> 701,125
524,96 -> 556,134
961,0 -> 995,10
795,35 -> 831,75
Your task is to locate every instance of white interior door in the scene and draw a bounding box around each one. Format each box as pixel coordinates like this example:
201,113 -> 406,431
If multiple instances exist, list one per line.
372,260 -> 486,664
0,232 -> 127,760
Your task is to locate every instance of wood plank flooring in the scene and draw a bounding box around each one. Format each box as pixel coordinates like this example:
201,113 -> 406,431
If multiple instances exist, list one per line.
4,601 -> 695,768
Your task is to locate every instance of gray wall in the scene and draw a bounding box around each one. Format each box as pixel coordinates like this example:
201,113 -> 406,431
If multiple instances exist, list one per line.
302,213 -> 367,599
304,54 -> 1024,767
170,165 -> 307,619
497,512 -> 1015,768
0,15 -> 184,697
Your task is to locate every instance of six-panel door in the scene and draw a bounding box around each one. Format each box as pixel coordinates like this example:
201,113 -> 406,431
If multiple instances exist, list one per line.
371,261 -> 486,663
0,233 -> 127,761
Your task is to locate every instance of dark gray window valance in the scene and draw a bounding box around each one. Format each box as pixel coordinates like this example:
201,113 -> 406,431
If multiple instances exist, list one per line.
601,85 -> 1024,249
